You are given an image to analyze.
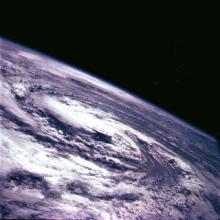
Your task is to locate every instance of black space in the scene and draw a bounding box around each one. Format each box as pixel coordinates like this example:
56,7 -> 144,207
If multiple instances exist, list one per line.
1,2 -> 220,140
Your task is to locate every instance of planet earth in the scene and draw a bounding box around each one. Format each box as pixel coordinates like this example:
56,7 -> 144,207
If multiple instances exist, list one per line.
0,38 -> 220,220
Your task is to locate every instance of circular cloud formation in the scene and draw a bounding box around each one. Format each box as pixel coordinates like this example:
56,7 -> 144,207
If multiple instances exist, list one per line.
0,38 -> 220,220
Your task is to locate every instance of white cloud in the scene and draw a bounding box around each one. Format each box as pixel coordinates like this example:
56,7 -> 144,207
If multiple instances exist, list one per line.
0,79 -> 36,128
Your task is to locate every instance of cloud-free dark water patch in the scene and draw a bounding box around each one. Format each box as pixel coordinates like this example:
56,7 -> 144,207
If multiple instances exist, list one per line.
92,131 -> 112,144
6,170 -> 49,191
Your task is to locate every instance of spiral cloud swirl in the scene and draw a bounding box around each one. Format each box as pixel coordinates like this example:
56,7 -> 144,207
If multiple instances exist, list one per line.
0,38 -> 220,220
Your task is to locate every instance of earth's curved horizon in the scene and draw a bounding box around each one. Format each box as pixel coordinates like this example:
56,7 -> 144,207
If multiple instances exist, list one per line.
0,38 -> 220,220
